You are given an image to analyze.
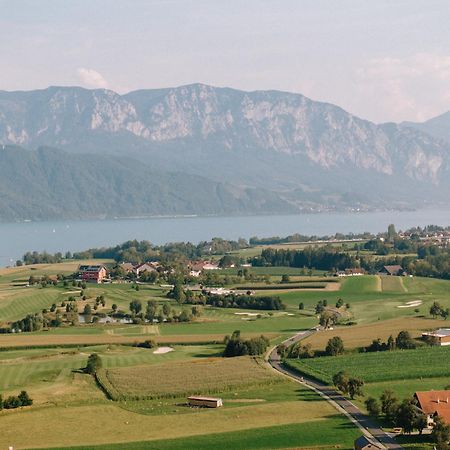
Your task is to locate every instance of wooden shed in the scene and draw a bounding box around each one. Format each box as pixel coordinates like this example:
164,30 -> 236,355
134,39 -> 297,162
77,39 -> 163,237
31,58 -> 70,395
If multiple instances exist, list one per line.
188,396 -> 223,408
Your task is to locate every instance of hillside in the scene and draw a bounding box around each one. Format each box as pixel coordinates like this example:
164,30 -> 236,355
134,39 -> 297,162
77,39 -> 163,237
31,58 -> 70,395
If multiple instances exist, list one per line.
1,84 -> 450,216
0,146 -> 296,221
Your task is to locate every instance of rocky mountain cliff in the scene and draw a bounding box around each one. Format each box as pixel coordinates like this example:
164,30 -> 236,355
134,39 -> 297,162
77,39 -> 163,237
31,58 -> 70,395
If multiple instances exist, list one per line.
1,84 -> 449,216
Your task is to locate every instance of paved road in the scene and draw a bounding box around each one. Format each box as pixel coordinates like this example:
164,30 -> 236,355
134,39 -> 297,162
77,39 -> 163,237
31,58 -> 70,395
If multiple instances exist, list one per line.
268,330 -> 404,450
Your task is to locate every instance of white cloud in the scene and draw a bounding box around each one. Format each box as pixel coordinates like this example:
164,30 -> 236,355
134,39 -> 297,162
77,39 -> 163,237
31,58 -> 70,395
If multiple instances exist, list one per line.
76,67 -> 108,89
355,53 -> 450,122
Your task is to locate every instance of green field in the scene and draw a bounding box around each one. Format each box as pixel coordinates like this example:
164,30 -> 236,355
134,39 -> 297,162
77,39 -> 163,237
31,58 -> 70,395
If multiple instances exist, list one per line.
285,346 -> 450,384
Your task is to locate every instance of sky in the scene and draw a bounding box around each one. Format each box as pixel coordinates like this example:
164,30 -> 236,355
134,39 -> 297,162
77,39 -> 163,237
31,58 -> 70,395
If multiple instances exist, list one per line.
1,0 -> 450,123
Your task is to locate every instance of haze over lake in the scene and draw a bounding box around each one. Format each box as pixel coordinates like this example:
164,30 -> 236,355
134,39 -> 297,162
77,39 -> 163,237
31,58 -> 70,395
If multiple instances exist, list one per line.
2,209 -> 450,267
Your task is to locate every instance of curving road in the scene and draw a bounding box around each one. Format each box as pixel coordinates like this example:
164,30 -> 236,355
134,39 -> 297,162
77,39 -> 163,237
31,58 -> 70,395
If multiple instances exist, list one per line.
268,330 -> 404,450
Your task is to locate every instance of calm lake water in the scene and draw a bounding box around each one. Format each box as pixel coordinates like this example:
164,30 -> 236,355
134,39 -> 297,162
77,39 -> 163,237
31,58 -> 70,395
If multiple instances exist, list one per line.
1,209 -> 450,267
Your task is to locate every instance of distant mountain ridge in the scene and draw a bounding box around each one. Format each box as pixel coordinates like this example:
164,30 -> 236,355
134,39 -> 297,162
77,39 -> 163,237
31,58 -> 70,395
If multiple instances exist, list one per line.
402,110 -> 450,145
0,84 -> 449,219
0,145 -> 297,221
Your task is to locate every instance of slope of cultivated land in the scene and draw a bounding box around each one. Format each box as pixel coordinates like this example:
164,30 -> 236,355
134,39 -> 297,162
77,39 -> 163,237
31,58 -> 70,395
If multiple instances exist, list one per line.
286,346 -> 450,384
0,345 -> 221,395
302,316 -> 449,350
98,356 -> 277,400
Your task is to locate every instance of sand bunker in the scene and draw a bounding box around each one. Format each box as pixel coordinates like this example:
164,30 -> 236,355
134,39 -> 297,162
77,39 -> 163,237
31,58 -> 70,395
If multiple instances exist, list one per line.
397,300 -> 422,308
234,312 -> 259,316
153,346 -> 174,354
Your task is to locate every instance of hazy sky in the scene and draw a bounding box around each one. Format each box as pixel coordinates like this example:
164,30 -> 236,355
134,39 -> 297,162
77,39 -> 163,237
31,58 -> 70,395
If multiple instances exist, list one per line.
1,0 -> 450,123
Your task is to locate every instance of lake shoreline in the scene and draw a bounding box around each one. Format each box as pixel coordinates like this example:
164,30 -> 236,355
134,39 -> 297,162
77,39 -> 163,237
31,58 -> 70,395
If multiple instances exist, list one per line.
1,209 -> 450,268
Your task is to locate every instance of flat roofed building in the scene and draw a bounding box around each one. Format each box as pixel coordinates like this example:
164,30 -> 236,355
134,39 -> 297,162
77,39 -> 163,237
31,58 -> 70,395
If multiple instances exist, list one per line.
422,328 -> 450,346
187,396 -> 223,408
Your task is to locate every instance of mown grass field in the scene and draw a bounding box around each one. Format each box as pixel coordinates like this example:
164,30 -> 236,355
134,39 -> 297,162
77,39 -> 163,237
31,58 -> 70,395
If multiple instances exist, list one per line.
0,379 -> 357,449
31,417 -> 360,450
98,356 -> 277,400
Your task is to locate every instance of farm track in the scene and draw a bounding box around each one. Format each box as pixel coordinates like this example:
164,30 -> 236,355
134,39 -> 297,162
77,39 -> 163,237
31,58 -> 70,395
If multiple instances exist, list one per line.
268,330 -> 404,450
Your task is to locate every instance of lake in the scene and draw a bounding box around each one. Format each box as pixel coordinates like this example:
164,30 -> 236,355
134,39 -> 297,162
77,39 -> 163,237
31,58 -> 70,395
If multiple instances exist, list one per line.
1,209 -> 450,267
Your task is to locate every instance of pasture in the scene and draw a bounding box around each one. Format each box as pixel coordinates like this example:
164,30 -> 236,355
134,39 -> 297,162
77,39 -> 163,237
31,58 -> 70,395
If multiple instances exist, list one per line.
31,417 -> 360,450
0,380 -> 358,449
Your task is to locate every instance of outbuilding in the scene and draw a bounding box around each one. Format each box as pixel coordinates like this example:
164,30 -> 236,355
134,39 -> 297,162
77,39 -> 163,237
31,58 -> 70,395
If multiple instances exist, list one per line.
187,396 -> 223,408
378,265 -> 406,276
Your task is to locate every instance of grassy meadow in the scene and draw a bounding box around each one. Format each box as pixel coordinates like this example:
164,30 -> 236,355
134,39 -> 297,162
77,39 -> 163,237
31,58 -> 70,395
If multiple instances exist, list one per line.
97,356 -> 276,400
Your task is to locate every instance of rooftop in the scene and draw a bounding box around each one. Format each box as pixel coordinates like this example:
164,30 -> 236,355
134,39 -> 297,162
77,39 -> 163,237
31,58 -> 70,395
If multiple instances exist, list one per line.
424,328 -> 450,337
415,390 -> 450,423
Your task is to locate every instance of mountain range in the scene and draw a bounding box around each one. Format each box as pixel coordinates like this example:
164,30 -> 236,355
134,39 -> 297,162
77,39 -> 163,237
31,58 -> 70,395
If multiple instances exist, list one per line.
0,84 -> 449,221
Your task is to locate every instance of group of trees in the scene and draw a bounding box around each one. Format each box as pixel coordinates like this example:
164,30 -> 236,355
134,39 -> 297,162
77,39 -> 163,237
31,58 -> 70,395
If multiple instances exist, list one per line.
223,330 -> 270,357
249,231 -> 372,246
205,294 -> 286,311
0,390 -> 33,410
22,251 -> 64,265
28,274 -> 58,287
364,331 -> 416,353
128,299 -> 195,323
332,371 -> 364,399
430,301 -> 450,320
252,247 -> 358,271
11,313 -> 44,333
42,238 -> 249,265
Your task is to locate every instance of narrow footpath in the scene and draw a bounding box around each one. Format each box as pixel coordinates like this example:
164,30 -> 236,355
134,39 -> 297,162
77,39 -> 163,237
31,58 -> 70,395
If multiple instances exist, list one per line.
268,330 -> 404,450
